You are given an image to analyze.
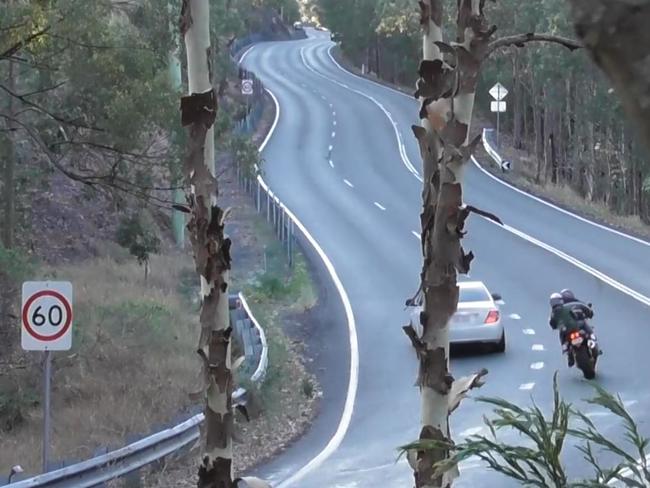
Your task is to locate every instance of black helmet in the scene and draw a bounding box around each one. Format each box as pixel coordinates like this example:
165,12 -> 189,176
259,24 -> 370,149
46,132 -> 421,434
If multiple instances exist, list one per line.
560,289 -> 575,302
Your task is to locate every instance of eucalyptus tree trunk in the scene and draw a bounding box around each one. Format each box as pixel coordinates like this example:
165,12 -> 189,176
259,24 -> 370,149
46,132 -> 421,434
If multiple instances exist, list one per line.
179,1 -> 234,485
512,53 -> 523,150
169,0 -> 186,249
586,120 -> 596,202
405,1 -> 495,486
2,56 -> 17,248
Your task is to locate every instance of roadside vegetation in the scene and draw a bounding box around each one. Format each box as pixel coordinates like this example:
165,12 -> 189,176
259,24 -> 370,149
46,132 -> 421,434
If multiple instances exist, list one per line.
1,0 -> 317,481
313,0 -> 650,237
0,245 -> 199,472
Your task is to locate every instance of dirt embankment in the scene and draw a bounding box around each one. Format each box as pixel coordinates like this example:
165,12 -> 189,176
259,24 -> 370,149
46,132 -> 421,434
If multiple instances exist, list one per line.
1,56 -> 320,485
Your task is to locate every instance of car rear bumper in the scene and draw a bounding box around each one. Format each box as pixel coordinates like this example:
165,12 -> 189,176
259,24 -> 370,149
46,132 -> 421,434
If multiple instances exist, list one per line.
450,322 -> 503,344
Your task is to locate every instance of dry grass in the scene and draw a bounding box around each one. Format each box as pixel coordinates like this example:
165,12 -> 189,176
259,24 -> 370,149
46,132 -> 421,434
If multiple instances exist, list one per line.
0,251 -> 200,473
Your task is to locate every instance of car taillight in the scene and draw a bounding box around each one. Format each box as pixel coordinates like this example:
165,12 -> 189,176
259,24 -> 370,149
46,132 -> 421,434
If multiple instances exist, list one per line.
485,310 -> 499,324
569,331 -> 581,340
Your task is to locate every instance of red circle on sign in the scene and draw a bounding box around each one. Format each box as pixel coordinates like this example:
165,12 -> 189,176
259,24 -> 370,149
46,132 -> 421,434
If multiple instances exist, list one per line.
22,290 -> 73,341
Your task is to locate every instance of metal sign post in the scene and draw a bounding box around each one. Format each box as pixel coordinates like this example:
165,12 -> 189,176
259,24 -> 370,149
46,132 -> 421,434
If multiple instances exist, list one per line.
489,82 -> 508,150
241,79 -> 253,131
42,350 -> 52,472
22,281 -> 73,474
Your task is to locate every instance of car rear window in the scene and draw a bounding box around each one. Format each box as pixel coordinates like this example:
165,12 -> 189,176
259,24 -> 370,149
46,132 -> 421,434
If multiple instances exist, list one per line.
459,286 -> 491,302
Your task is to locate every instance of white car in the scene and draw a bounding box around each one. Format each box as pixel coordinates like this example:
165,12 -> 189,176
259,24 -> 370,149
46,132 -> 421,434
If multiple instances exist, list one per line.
410,281 -> 505,353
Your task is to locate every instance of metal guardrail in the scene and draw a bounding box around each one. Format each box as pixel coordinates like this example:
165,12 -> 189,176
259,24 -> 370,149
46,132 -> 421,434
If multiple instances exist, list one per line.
7,415 -> 203,488
482,128 -> 512,172
5,293 -> 267,487
4,38 -> 277,488
238,292 -> 269,384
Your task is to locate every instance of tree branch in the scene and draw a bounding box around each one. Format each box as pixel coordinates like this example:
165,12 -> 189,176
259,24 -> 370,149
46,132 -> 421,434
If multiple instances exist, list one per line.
0,26 -> 52,60
14,81 -> 67,98
44,32 -> 155,52
486,33 -> 582,57
0,114 -> 179,206
0,83 -> 104,131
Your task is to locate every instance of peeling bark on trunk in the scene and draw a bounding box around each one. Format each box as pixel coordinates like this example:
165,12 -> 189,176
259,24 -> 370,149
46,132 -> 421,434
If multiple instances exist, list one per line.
179,1 -> 234,486
407,1 -> 492,486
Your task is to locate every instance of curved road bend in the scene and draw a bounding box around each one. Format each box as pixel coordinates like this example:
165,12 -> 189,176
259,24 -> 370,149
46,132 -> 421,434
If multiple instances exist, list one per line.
242,32 -> 650,487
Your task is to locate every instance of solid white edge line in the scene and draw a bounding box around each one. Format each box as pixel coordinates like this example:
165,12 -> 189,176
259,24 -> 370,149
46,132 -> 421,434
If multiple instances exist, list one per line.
299,45 -> 422,182
320,47 -> 650,485
252,39 -> 650,483
374,202 -> 386,211
475,130 -> 650,248
483,219 -> 650,308
325,37 -> 650,254
326,36 -> 650,250
237,44 -> 256,64
325,42 -> 414,102
255,79 -> 359,485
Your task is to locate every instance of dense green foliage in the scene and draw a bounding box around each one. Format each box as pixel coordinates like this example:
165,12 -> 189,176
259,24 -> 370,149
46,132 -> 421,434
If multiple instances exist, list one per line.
0,0 -> 296,248
311,0 -> 650,223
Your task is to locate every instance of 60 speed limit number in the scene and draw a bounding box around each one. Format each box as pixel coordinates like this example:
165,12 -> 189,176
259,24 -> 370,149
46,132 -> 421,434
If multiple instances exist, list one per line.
21,281 -> 73,351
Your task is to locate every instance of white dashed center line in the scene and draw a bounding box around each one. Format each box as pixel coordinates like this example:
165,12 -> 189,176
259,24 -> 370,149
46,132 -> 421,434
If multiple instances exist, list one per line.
411,230 -> 421,239
530,362 -> 545,370
328,145 -> 333,152
531,344 -> 545,351
333,120 -> 337,126
509,313 -> 521,320
329,159 -> 334,168
332,131 -> 336,138
519,382 -> 535,391
374,202 -> 386,211
343,179 -> 354,188
522,329 -> 536,335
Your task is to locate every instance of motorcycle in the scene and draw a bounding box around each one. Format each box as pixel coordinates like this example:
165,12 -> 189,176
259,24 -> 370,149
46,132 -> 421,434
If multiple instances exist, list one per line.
567,321 -> 600,379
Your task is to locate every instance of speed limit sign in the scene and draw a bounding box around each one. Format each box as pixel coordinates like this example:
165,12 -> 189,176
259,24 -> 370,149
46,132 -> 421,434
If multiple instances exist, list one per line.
21,281 -> 73,351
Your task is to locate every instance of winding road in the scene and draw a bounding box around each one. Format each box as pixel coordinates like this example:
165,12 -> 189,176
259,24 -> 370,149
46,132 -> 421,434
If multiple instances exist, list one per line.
241,30 -> 650,487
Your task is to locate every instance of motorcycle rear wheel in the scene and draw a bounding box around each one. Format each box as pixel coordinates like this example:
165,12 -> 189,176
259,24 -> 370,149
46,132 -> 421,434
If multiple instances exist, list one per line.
575,347 -> 596,379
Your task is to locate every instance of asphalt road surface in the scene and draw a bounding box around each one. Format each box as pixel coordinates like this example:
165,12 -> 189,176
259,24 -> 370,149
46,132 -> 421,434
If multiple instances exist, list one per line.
241,30 -> 650,487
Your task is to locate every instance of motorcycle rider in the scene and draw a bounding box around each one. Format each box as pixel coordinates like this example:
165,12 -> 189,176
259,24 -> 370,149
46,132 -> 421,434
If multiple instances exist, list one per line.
560,288 -> 595,336
549,293 -> 577,366
549,289 -> 596,367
